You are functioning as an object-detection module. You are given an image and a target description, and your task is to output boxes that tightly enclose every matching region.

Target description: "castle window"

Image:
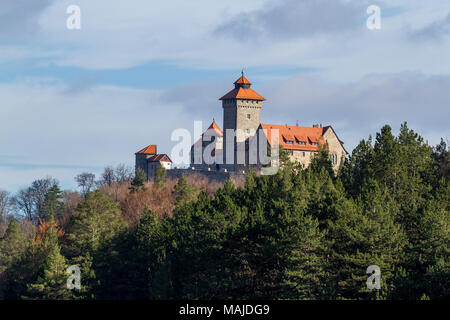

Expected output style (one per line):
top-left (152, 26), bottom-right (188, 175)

top-left (246, 128), bottom-right (250, 134)
top-left (302, 152), bottom-right (306, 157)
top-left (290, 151), bottom-right (294, 156)
top-left (247, 114), bottom-right (251, 119)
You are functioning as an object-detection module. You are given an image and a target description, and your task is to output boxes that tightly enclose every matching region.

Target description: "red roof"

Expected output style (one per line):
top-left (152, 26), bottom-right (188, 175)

top-left (192, 120), bottom-right (223, 148)
top-left (207, 120), bottom-right (223, 136)
top-left (260, 124), bottom-right (325, 151)
top-left (234, 75), bottom-right (251, 85)
top-left (148, 154), bottom-right (172, 163)
top-left (136, 144), bottom-right (157, 155)
top-left (219, 87), bottom-right (265, 101)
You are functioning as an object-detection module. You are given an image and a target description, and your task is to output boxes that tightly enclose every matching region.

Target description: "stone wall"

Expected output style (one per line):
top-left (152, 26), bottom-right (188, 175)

top-left (165, 168), bottom-right (246, 184)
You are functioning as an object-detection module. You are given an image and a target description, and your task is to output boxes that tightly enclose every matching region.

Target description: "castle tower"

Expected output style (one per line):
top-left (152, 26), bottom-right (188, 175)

top-left (219, 73), bottom-right (265, 168)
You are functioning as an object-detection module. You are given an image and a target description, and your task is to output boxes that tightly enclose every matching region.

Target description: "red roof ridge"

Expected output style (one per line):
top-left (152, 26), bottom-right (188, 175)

top-left (148, 154), bottom-right (172, 163)
top-left (219, 87), bottom-right (265, 101)
top-left (135, 144), bottom-right (157, 155)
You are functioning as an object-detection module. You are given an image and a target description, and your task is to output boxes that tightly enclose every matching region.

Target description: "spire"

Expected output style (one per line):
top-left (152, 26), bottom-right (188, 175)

top-left (234, 71), bottom-right (252, 89)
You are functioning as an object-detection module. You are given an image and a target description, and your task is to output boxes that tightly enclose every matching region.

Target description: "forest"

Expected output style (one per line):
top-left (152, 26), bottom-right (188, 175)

top-left (0, 122), bottom-right (448, 300)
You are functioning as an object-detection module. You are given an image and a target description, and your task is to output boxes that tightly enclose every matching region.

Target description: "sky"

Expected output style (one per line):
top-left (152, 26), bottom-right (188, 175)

top-left (1, 0), bottom-right (449, 193)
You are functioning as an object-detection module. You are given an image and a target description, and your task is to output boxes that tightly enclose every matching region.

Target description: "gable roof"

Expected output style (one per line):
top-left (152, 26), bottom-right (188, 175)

top-left (259, 124), bottom-right (325, 151)
top-left (207, 120), bottom-right (223, 136)
top-left (322, 125), bottom-right (348, 154)
top-left (148, 154), bottom-right (172, 163)
top-left (192, 120), bottom-right (223, 148)
top-left (135, 144), bottom-right (157, 155)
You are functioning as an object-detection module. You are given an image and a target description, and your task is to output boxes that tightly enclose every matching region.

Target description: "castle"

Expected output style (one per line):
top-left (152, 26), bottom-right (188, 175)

top-left (136, 73), bottom-right (347, 178)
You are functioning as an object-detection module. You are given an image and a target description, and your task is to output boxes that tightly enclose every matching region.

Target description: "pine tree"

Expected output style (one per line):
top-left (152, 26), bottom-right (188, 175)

top-left (154, 165), bottom-right (167, 189)
top-left (172, 175), bottom-right (197, 207)
top-left (42, 184), bottom-right (65, 221)
top-left (64, 191), bottom-right (125, 299)
top-left (0, 220), bottom-right (28, 274)
top-left (129, 168), bottom-right (147, 193)
top-left (24, 220), bottom-right (72, 300)
top-left (0, 219), bottom-right (29, 298)
top-left (325, 184), bottom-right (407, 300)
top-left (67, 190), bottom-right (125, 255)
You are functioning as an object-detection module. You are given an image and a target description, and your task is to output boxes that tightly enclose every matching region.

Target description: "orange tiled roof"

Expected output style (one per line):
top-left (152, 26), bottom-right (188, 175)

top-left (234, 75), bottom-right (252, 85)
top-left (207, 120), bottom-right (223, 136)
top-left (148, 154), bottom-right (172, 163)
top-left (260, 124), bottom-right (325, 151)
top-left (136, 144), bottom-right (157, 155)
top-left (191, 121), bottom-right (223, 148)
top-left (219, 87), bottom-right (265, 101)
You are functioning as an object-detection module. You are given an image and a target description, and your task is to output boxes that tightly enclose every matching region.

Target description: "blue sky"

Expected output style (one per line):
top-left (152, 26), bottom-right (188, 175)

top-left (1, 0), bottom-right (450, 193)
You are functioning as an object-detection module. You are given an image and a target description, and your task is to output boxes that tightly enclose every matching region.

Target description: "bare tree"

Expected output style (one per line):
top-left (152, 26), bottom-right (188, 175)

top-left (98, 166), bottom-right (115, 187)
top-left (0, 189), bottom-right (13, 221)
top-left (62, 190), bottom-right (82, 214)
top-left (115, 164), bottom-right (133, 183)
top-left (75, 172), bottom-right (96, 196)
top-left (13, 187), bottom-right (35, 221)
top-left (30, 177), bottom-right (58, 219)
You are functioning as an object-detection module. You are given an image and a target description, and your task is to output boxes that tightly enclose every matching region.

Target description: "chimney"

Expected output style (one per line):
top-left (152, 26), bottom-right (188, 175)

top-left (313, 124), bottom-right (319, 128)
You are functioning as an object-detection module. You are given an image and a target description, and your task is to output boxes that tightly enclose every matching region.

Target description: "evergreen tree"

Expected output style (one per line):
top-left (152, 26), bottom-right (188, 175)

top-left (42, 184), bottom-right (65, 221)
top-left (24, 221), bottom-right (71, 300)
top-left (154, 165), bottom-right (167, 189)
top-left (0, 220), bottom-right (28, 274)
top-left (0, 220), bottom-right (29, 298)
top-left (172, 175), bottom-right (197, 207)
top-left (129, 168), bottom-right (147, 193)
top-left (326, 185), bottom-right (407, 300)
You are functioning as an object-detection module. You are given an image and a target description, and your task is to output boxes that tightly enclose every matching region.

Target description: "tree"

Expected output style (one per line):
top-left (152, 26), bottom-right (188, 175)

top-left (66, 191), bottom-right (125, 255)
top-left (0, 219), bottom-right (28, 278)
top-left (172, 175), bottom-right (197, 207)
top-left (24, 221), bottom-right (71, 300)
top-left (325, 186), bottom-right (407, 300)
top-left (13, 177), bottom-right (58, 221)
top-left (64, 191), bottom-right (126, 299)
top-left (433, 138), bottom-right (449, 180)
top-left (154, 165), bottom-right (166, 189)
top-left (30, 177), bottom-right (59, 220)
top-left (308, 143), bottom-right (335, 179)
top-left (339, 137), bottom-right (375, 197)
top-left (42, 184), bottom-right (65, 221)
top-left (13, 187), bottom-right (35, 221)
top-left (98, 166), bottom-right (115, 187)
top-left (0, 190), bottom-right (13, 221)
top-left (129, 168), bottom-right (147, 193)
top-left (75, 172), bottom-right (96, 197)
top-left (115, 164), bottom-right (134, 183)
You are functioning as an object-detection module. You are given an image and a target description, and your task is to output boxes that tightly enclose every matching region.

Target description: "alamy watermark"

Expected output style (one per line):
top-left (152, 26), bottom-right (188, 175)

top-left (170, 121), bottom-right (280, 175)
top-left (366, 265), bottom-right (381, 290)
top-left (367, 5), bottom-right (381, 30)
top-left (66, 5), bottom-right (81, 30)
top-left (67, 265), bottom-right (81, 290)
